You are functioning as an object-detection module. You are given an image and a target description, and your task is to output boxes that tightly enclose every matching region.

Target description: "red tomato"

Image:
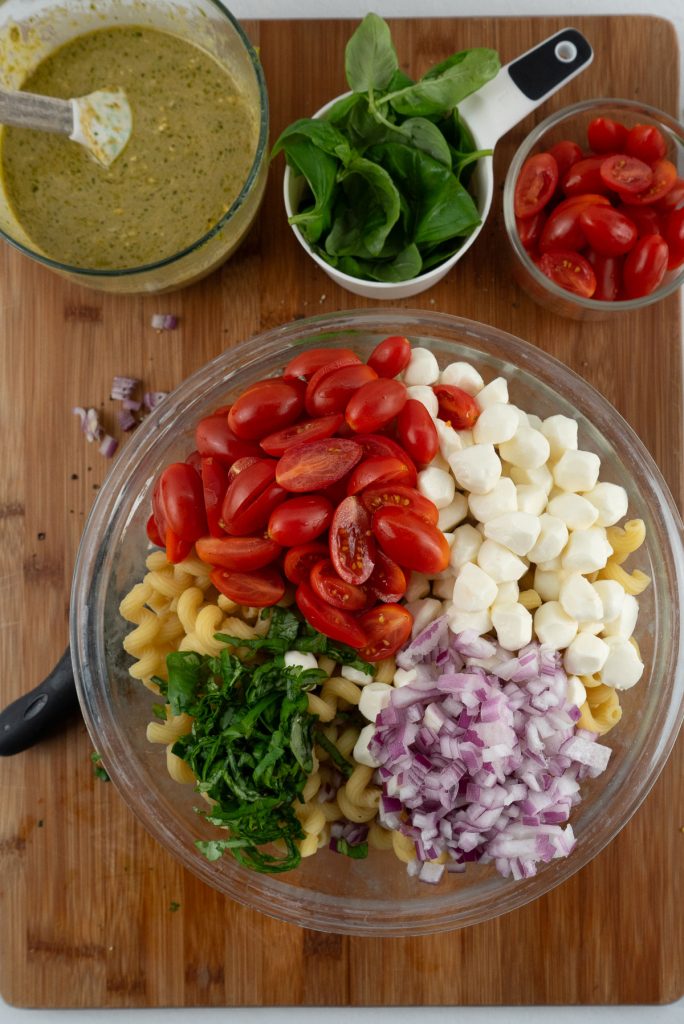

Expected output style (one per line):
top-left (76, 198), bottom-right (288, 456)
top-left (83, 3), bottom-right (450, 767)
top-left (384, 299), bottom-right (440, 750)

top-left (276, 437), bottom-right (363, 492)
top-left (577, 205), bottom-right (638, 257)
top-left (310, 559), bottom-right (368, 611)
top-left (165, 527), bottom-right (192, 565)
top-left (196, 535), bottom-right (281, 571)
top-left (587, 117), bottom-right (628, 154)
top-left (158, 463), bottom-right (207, 543)
top-left (514, 153), bottom-right (558, 218)
top-left (283, 542), bottom-right (329, 585)
top-left (295, 582), bottom-right (367, 648)
top-left (195, 414), bottom-right (261, 465)
top-left (201, 456), bottom-right (228, 537)
top-left (367, 550), bottom-right (408, 604)
top-left (538, 250), bottom-right (597, 298)
top-left (656, 178), bottom-right (684, 213)
top-left (664, 208), bottom-right (684, 269)
top-left (600, 154), bottom-right (653, 195)
top-left (625, 124), bottom-right (667, 164)
top-left (617, 203), bottom-right (662, 237)
top-left (548, 140), bottom-right (584, 179)
top-left (371, 507), bottom-right (449, 574)
top-left (357, 604), bottom-right (413, 662)
top-left (352, 434), bottom-right (418, 486)
top-left (586, 250), bottom-right (622, 302)
top-left (396, 399), bottom-right (439, 465)
top-left (146, 513), bottom-right (164, 547)
top-left (267, 494), bottom-right (333, 546)
top-left (516, 209), bottom-right (547, 253)
top-left (227, 379), bottom-right (305, 441)
top-left (211, 566), bottom-right (285, 608)
top-left (347, 456), bottom-right (414, 495)
top-left (283, 347), bottom-right (360, 381)
top-left (622, 234), bottom-right (669, 298)
top-left (329, 495), bottom-right (376, 585)
top-left (228, 455), bottom-right (261, 481)
top-left (304, 355), bottom-right (370, 415)
top-left (359, 484), bottom-right (439, 525)
top-left (259, 413), bottom-right (344, 456)
top-left (221, 459), bottom-right (284, 535)
top-left (306, 362), bottom-right (378, 417)
top-left (367, 335), bottom-right (412, 378)
top-left (432, 384), bottom-right (480, 429)
top-left (345, 378), bottom-right (407, 433)
top-left (185, 450), bottom-right (202, 475)
top-left (562, 157), bottom-right (611, 197)
top-left (538, 194), bottom-right (611, 253)
top-left (619, 159), bottom-right (677, 205)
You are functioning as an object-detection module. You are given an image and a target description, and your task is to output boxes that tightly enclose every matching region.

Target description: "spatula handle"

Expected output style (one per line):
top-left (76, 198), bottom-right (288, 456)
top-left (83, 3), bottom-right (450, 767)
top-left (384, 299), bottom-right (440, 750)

top-left (0, 88), bottom-right (73, 135)
top-left (0, 647), bottom-right (79, 755)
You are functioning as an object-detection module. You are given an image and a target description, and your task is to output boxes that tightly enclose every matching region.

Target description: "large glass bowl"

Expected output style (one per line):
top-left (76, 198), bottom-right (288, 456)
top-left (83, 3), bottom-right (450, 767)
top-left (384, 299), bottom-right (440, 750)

top-left (70, 309), bottom-right (684, 936)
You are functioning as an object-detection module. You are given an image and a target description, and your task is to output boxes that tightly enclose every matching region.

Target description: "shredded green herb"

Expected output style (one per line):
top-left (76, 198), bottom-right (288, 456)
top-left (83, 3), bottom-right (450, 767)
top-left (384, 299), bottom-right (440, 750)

top-left (91, 751), bottom-right (110, 782)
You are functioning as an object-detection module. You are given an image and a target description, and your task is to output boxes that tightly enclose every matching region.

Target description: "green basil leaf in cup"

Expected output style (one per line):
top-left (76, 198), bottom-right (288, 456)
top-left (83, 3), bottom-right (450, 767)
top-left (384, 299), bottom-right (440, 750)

top-left (271, 117), bottom-right (352, 164)
top-left (326, 156), bottom-right (401, 258)
top-left (337, 242), bottom-right (423, 282)
top-left (398, 117), bottom-right (452, 167)
top-left (323, 92), bottom-right (363, 127)
top-left (385, 48), bottom-right (500, 117)
top-left (345, 12), bottom-right (399, 93)
top-left (281, 137), bottom-right (338, 245)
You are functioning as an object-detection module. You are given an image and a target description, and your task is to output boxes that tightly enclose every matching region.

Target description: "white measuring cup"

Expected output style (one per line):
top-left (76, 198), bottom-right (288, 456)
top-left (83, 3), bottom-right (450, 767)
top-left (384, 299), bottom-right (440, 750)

top-left (283, 27), bottom-right (593, 299)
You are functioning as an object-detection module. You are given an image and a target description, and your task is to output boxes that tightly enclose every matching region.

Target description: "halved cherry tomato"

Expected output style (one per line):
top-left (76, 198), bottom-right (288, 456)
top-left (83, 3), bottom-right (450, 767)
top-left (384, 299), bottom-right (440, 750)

top-left (276, 437), bottom-right (363, 492)
top-left (538, 250), bottom-right (597, 298)
top-left (577, 205), bottom-right (638, 257)
top-left (562, 157), bottom-right (611, 197)
top-left (196, 535), bottom-right (281, 571)
top-left (622, 234), bottom-right (669, 298)
top-left (432, 384), bottom-right (480, 429)
top-left (283, 347), bottom-right (360, 381)
top-left (625, 123), bottom-right (667, 164)
top-left (367, 551), bottom-right (408, 604)
top-left (357, 604), bottom-right (413, 662)
top-left (310, 559), bottom-right (368, 611)
top-left (516, 209), bottom-right (547, 252)
top-left (185, 450), bottom-right (202, 475)
top-left (586, 250), bottom-right (622, 302)
top-left (195, 414), bottom-right (261, 465)
top-left (228, 455), bottom-right (261, 481)
top-left (548, 140), bottom-right (584, 179)
top-left (146, 513), bottom-right (164, 547)
top-left (656, 178), bottom-right (684, 213)
top-left (221, 459), bottom-right (282, 535)
top-left (158, 463), bottom-right (207, 543)
top-left (345, 378), bottom-right (407, 433)
top-left (211, 566), bottom-right (285, 608)
top-left (619, 159), bottom-right (677, 205)
top-left (267, 495), bottom-right (333, 546)
top-left (359, 484), bottom-right (439, 525)
top-left (201, 456), bottom-right (228, 537)
top-left (617, 203), bottom-right (663, 237)
top-left (306, 362), bottom-right (378, 417)
top-left (371, 507), bottom-right (449, 574)
top-left (295, 582), bottom-right (367, 648)
top-left (304, 355), bottom-right (370, 416)
top-left (347, 456), bottom-right (414, 495)
top-left (283, 542), bottom-right (329, 585)
top-left (539, 194), bottom-right (611, 253)
top-left (600, 154), bottom-right (653, 195)
top-left (352, 435), bottom-right (418, 486)
top-left (165, 527), bottom-right (192, 565)
top-left (514, 153), bottom-right (558, 218)
top-left (664, 208), bottom-right (684, 269)
top-left (330, 495), bottom-right (376, 585)
top-left (227, 379), bottom-right (305, 441)
top-left (259, 413), bottom-right (344, 456)
top-left (396, 399), bottom-right (439, 465)
top-left (587, 117), bottom-right (628, 154)
top-left (367, 335), bottom-right (411, 378)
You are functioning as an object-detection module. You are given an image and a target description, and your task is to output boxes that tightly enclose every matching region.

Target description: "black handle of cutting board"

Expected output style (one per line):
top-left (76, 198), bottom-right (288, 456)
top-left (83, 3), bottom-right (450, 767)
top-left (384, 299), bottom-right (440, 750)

top-left (508, 28), bottom-right (593, 101)
top-left (0, 647), bottom-right (79, 755)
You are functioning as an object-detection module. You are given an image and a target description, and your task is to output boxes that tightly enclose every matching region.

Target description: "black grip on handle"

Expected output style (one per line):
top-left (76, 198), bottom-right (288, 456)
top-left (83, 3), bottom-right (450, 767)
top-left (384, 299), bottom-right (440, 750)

top-left (0, 647), bottom-right (79, 755)
top-left (508, 29), bottom-right (593, 102)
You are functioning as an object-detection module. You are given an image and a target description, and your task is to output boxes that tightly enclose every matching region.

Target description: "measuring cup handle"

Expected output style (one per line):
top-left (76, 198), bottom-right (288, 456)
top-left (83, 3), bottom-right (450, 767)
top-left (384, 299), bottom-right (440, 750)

top-left (459, 28), bottom-right (593, 148)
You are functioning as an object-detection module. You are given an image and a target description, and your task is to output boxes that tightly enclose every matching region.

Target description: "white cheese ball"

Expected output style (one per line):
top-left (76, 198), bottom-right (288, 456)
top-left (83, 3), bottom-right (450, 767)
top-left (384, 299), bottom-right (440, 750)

top-left (534, 601), bottom-right (578, 649)
top-left (527, 513), bottom-right (569, 563)
top-left (452, 562), bottom-right (498, 612)
top-left (593, 579), bottom-right (625, 623)
top-left (601, 636), bottom-right (644, 689)
top-left (559, 573), bottom-right (604, 623)
top-left (341, 664), bottom-right (374, 685)
top-left (406, 384), bottom-right (439, 418)
top-left (477, 539), bottom-right (528, 582)
top-left (437, 494), bottom-right (469, 532)
top-left (439, 361), bottom-right (484, 395)
top-left (433, 573), bottom-right (458, 599)
top-left (403, 346), bottom-right (440, 386)
top-left (472, 403), bottom-right (519, 445)
top-left (493, 580), bottom-right (520, 604)
top-left (468, 477), bottom-right (517, 524)
top-left (601, 593), bottom-right (639, 639)
top-left (509, 463), bottom-right (554, 494)
top-left (533, 567), bottom-right (565, 602)
top-left (394, 667), bottom-right (418, 688)
top-left (353, 723), bottom-right (383, 768)
top-left (406, 597), bottom-right (443, 637)
top-left (547, 493), bottom-right (599, 531)
top-left (417, 466), bottom-right (455, 509)
top-left (483, 511), bottom-right (541, 557)
top-left (458, 429), bottom-right (474, 448)
top-left (448, 444), bottom-right (501, 495)
top-left (566, 675), bottom-right (587, 708)
top-left (447, 606), bottom-right (492, 637)
top-left (358, 682), bottom-right (393, 723)
top-left (499, 427), bottom-right (551, 470)
top-left (561, 527), bottom-right (612, 574)
top-left (435, 418), bottom-right (462, 459)
top-left (491, 602), bottom-right (533, 651)
top-left (553, 449), bottom-right (601, 492)
top-left (476, 376), bottom-right (509, 410)
top-left (563, 633), bottom-right (609, 675)
top-left (515, 484), bottom-right (548, 516)
top-left (583, 482), bottom-right (629, 527)
top-left (541, 414), bottom-right (579, 461)
top-left (404, 572), bottom-right (430, 602)
top-left (284, 650), bottom-right (319, 671)
top-left (449, 524), bottom-right (483, 570)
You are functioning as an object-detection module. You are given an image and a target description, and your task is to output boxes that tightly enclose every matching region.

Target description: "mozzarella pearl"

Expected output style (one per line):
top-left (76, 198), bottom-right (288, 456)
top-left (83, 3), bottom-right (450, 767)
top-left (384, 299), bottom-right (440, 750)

top-left (452, 562), bottom-right (498, 611)
top-left (527, 513), bottom-right (569, 563)
top-left (449, 524), bottom-right (483, 570)
top-left (483, 511), bottom-right (541, 557)
top-left (403, 347), bottom-right (439, 386)
top-left (439, 361), bottom-right (484, 394)
top-left (499, 426), bottom-right (551, 470)
top-left (509, 463), bottom-right (554, 494)
top-left (601, 637), bottom-right (644, 689)
top-left (284, 650), bottom-right (319, 671)
top-left (541, 414), bottom-right (579, 460)
top-left (534, 601), bottom-right (578, 649)
top-left (358, 683), bottom-right (393, 722)
top-left (592, 579), bottom-right (625, 623)
top-left (447, 606), bottom-right (492, 636)
top-left (583, 481), bottom-right (629, 527)
top-left (448, 444), bottom-right (501, 495)
top-left (405, 572), bottom-right (430, 602)
top-left (477, 539), bottom-right (528, 582)
top-left (394, 667), bottom-right (418, 688)
top-left (566, 675), bottom-right (587, 708)
top-left (561, 527), bottom-right (612, 574)
top-left (493, 580), bottom-right (520, 604)
top-left (468, 477), bottom-right (517, 524)
top-left (406, 598), bottom-right (443, 637)
top-left (491, 602), bottom-right (533, 650)
top-left (553, 449), bottom-right (601, 492)
top-left (341, 664), bottom-right (374, 685)
top-left (417, 466), bottom-right (455, 509)
top-left (563, 633), bottom-right (609, 675)
top-left (406, 384), bottom-right (439, 417)
top-left (472, 403), bottom-right (519, 445)
top-left (435, 418), bottom-right (463, 459)
top-left (475, 376), bottom-right (509, 410)
top-left (353, 724), bottom-right (383, 768)
top-left (601, 593), bottom-right (639, 639)
top-left (559, 573), bottom-right (604, 623)
top-left (547, 492), bottom-right (599, 530)
top-left (515, 484), bottom-right (548, 516)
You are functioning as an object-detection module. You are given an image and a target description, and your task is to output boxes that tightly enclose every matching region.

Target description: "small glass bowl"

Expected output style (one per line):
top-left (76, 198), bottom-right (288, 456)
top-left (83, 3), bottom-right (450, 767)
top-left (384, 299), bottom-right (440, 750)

top-left (503, 99), bottom-right (684, 320)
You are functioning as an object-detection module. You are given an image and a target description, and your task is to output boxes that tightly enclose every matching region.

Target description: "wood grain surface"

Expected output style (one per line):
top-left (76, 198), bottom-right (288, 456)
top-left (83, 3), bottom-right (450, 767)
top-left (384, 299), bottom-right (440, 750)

top-left (0, 15), bottom-right (682, 1008)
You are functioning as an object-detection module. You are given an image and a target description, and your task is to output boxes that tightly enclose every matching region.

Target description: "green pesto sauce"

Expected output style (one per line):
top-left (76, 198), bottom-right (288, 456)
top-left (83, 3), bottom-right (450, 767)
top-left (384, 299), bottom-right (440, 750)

top-left (0, 26), bottom-right (259, 269)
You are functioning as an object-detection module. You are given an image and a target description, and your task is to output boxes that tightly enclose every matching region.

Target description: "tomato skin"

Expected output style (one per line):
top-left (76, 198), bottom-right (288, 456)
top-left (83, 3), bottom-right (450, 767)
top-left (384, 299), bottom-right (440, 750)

top-left (185, 450), bottom-right (202, 475)
top-left (516, 209), bottom-right (546, 253)
top-left (664, 208), bottom-right (684, 269)
top-left (211, 566), bottom-right (285, 608)
top-left (586, 250), bottom-right (622, 302)
top-left (276, 437), bottom-right (363, 492)
top-left (306, 362), bottom-right (378, 417)
top-left (587, 117), bottom-right (628, 154)
top-left (228, 455), bottom-right (261, 481)
top-left (196, 535), bottom-right (282, 571)
top-left (359, 484), bottom-right (439, 525)
top-left (165, 527), bottom-right (193, 565)
top-left (283, 542), bottom-right (329, 585)
top-left (600, 154), bottom-right (653, 195)
top-left (227, 379), bottom-right (305, 441)
top-left (201, 456), bottom-right (228, 537)
top-left (267, 494), bottom-right (333, 546)
top-left (158, 463), bottom-right (207, 543)
top-left (625, 123), bottom-right (667, 164)
top-left (304, 356), bottom-right (370, 416)
top-left (367, 335), bottom-right (412, 378)
top-left (357, 604), bottom-right (413, 662)
top-left (347, 455), bottom-right (414, 495)
top-left (622, 234), bottom-right (669, 298)
top-left (562, 157), bottom-right (611, 197)
top-left (195, 414), bottom-right (262, 465)
top-left (656, 178), bottom-right (684, 214)
top-left (371, 507), bottom-right (450, 574)
top-left (330, 495), bottom-right (376, 585)
top-left (548, 140), bottom-right (584, 179)
top-left (538, 250), bottom-right (597, 298)
top-left (352, 434), bottom-right (418, 486)
top-left (259, 413), bottom-right (344, 456)
top-left (617, 203), bottom-right (662, 237)
top-left (146, 513), bottom-right (164, 547)
top-left (345, 378), bottom-right (407, 433)
top-left (295, 582), bottom-right (367, 648)
top-left (619, 159), bottom-right (677, 206)
top-left (432, 384), bottom-right (480, 429)
top-left (367, 550), bottom-right (408, 604)
top-left (310, 559), bottom-right (368, 611)
top-left (283, 347), bottom-right (360, 381)
top-left (538, 194), bottom-right (610, 254)
top-left (396, 399), bottom-right (439, 465)
top-left (514, 153), bottom-right (558, 218)
top-left (220, 459), bottom-right (279, 535)
top-left (577, 205), bottom-right (638, 257)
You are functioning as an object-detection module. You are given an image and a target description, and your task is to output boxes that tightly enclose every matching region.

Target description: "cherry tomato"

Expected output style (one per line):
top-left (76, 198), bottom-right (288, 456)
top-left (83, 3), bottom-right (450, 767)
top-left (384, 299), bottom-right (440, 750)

top-left (619, 159), bottom-right (677, 205)
top-left (330, 495), bottom-right (376, 585)
top-left (625, 123), bottom-right (667, 164)
top-left (185, 450), bottom-right (202, 475)
top-left (227, 379), bottom-right (305, 441)
top-left (201, 456), bottom-right (228, 537)
top-left (310, 559), bottom-right (368, 611)
top-left (276, 437), bottom-right (363, 492)
top-left (396, 399), bottom-right (439, 465)
top-left (617, 203), bottom-right (662, 237)
top-left (600, 155), bottom-right (653, 195)
top-left (432, 384), bottom-right (480, 429)
top-left (151, 476), bottom-right (168, 539)
top-left (306, 362), bottom-right (378, 417)
top-left (195, 414), bottom-right (261, 465)
top-left (345, 378), bottom-right (407, 433)
top-left (228, 455), bottom-right (261, 481)
top-left (146, 513), bottom-right (164, 547)
top-left (587, 117), bottom-right (628, 154)
top-left (367, 335), bottom-right (412, 378)
top-left (283, 347), bottom-right (360, 381)
top-left (622, 234), bottom-right (669, 298)
top-left (586, 250), bottom-right (622, 302)
top-left (516, 209), bottom-right (547, 253)
top-left (577, 205), bottom-right (638, 257)
top-left (359, 484), bottom-right (439, 525)
top-left (539, 194), bottom-right (611, 253)
top-left (352, 434), bottom-right (418, 486)
top-left (514, 153), bottom-right (558, 218)
top-left (196, 535), bottom-right (281, 571)
top-left (664, 208), bottom-right (684, 269)
top-left (283, 542), bottom-right (329, 585)
top-left (295, 582), bottom-right (367, 648)
top-left (538, 250), bottom-right (597, 298)
top-left (165, 527), bottom-right (192, 565)
top-left (221, 459), bottom-right (283, 535)
top-left (656, 178), bottom-right (684, 213)
top-left (357, 604), bottom-right (413, 662)
top-left (562, 157), bottom-right (611, 197)
top-left (367, 550), bottom-right (408, 603)
top-left (259, 413), bottom-right (344, 456)
top-left (347, 456), bottom-right (414, 496)
top-left (548, 140), bottom-right (584, 179)
top-left (304, 355), bottom-right (370, 416)
top-left (267, 494), bottom-right (333, 546)
top-left (211, 566), bottom-right (285, 608)
top-left (158, 463), bottom-right (207, 543)
top-left (371, 507), bottom-right (449, 574)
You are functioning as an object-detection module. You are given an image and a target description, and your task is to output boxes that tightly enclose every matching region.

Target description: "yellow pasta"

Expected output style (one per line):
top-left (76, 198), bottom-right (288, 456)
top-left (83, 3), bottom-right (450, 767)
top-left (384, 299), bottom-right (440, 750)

top-left (519, 589), bottom-right (542, 611)
top-left (373, 657), bottom-right (396, 683)
top-left (344, 764), bottom-right (381, 810)
top-left (392, 830), bottom-right (417, 863)
top-left (146, 708), bottom-right (193, 745)
top-left (166, 743), bottom-right (197, 785)
top-left (598, 560), bottom-right (651, 596)
top-left (606, 519), bottom-right (646, 564)
top-left (368, 822), bottom-right (395, 850)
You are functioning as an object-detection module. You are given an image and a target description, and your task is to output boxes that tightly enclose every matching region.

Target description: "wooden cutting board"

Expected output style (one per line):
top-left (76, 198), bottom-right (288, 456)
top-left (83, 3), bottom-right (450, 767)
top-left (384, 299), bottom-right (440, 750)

top-left (0, 15), bottom-right (682, 1008)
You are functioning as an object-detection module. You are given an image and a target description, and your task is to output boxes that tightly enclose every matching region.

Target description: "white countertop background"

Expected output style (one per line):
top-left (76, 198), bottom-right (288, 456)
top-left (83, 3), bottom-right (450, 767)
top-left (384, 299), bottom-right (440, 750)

top-left (2, 1), bottom-right (682, 1020)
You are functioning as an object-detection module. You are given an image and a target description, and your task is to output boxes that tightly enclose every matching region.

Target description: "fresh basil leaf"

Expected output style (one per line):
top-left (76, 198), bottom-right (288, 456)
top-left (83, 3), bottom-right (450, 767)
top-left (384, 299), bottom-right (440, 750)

top-left (386, 48), bottom-right (500, 117)
top-left (166, 650), bottom-right (205, 715)
top-left (327, 157), bottom-right (400, 258)
top-left (415, 179), bottom-right (481, 245)
top-left (323, 92), bottom-right (363, 127)
top-left (272, 117), bottom-right (352, 164)
top-left (282, 137), bottom-right (338, 245)
top-left (334, 838), bottom-right (369, 859)
top-left (346, 94), bottom-right (402, 151)
top-left (345, 12), bottom-right (398, 93)
top-left (338, 243), bottom-right (423, 283)
top-left (422, 48), bottom-right (470, 81)
top-left (399, 117), bottom-right (452, 167)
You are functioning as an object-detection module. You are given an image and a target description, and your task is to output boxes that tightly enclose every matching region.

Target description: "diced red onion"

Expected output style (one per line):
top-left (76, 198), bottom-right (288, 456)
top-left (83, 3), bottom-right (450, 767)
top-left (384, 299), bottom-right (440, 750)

top-left (122, 398), bottom-right (142, 412)
top-left (118, 409), bottom-right (138, 432)
top-left (73, 406), bottom-right (102, 443)
top-left (151, 313), bottom-right (178, 331)
top-left (111, 375), bottom-right (140, 401)
top-left (144, 391), bottom-right (169, 411)
top-left (98, 434), bottom-right (119, 458)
